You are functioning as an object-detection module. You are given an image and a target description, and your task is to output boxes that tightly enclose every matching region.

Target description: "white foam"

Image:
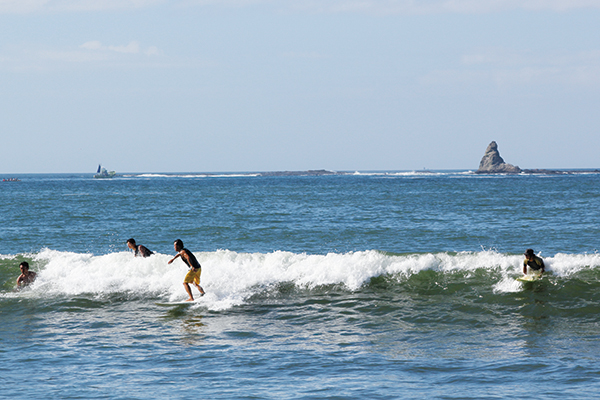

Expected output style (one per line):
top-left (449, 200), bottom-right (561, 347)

top-left (546, 252), bottom-right (600, 275)
top-left (493, 276), bottom-right (523, 293)
top-left (12, 249), bottom-right (600, 310)
top-left (32, 249), bottom-right (183, 297)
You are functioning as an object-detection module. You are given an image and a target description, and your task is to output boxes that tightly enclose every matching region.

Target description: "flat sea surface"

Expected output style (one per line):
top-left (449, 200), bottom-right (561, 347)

top-left (1, 171), bottom-right (600, 399)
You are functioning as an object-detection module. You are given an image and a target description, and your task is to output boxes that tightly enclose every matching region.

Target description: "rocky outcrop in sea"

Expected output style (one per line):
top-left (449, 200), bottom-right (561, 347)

top-left (475, 141), bottom-right (599, 174)
top-left (476, 141), bottom-right (521, 174)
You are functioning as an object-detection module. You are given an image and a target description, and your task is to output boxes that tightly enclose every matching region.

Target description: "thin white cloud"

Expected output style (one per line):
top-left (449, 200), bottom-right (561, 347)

top-left (79, 40), bottom-right (161, 56)
top-left (3, 0), bottom-right (600, 14)
top-left (422, 48), bottom-right (600, 87)
top-left (39, 49), bottom-right (111, 63)
top-left (145, 46), bottom-right (161, 56)
top-left (0, 47), bottom-right (109, 72)
top-left (80, 41), bottom-right (104, 51)
top-left (181, 0), bottom-right (600, 14)
top-left (0, 0), bottom-right (164, 14)
top-left (109, 42), bottom-right (140, 54)
top-left (0, 41), bottom-right (163, 72)
top-left (461, 48), bottom-right (600, 69)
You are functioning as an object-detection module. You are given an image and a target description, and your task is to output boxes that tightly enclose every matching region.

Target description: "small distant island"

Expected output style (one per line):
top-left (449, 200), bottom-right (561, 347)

top-left (476, 141), bottom-right (599, 174)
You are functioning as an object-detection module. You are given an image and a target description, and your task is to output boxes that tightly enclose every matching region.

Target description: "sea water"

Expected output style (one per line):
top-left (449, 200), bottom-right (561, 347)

top-left (1, 171), bottom-right (599, 399)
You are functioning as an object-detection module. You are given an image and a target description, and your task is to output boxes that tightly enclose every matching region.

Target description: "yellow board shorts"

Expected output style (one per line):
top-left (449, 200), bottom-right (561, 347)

top-left (183, 268), bottom-right (201, 285)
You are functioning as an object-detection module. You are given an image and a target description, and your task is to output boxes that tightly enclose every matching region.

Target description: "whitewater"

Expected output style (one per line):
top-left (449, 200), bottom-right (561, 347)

top-left (4, 249), bottom-right (600, 308)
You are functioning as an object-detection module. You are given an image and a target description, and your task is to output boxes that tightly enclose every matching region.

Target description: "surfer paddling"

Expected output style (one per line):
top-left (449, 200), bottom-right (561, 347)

top-left (168, 239), bottom-right (205, 301)
top-left (126, 238), bottom-right (154, 258)
top-left (16, 261), bottom-right (37, 289)
top-left (523, 248), bottom-right (545, 276)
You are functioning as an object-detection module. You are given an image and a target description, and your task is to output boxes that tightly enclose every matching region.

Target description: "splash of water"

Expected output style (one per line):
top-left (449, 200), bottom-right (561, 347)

top-left (2, 249), bottom-right (599, 310)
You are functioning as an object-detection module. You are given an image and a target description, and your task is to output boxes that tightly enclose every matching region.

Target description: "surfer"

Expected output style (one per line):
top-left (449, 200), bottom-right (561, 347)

top-left (523, 249), bottom-right (545, 275)
top-left (168, 239), bottom-right (205, 301)
top-left (126, 238), bottom-right (154, 257)
top-left (16, 261), bottom-right (37, 289)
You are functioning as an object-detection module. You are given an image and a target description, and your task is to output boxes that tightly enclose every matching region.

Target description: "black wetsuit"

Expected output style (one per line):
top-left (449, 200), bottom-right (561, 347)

top-left (135, 245), bottom-right (154, 258)
top-left (524, 255), bottom-right (545, 271)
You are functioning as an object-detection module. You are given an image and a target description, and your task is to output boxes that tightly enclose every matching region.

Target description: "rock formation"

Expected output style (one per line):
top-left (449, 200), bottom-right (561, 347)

top-left (476, 141), bottom-right (521, 174)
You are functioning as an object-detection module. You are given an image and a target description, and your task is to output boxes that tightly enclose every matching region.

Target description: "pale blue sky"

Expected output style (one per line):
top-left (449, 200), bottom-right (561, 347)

top-left (1, 0), bottom-right (599, 173)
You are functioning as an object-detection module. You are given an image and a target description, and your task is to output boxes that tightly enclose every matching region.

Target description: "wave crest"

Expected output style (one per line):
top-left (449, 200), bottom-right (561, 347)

top-left (3, 249), bottom-right (599, 310)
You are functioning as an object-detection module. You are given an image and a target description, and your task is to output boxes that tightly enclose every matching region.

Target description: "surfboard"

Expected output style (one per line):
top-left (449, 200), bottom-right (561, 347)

top-left (155, 300), bottom-right (200, 307)
top-left (516, 274), bottom-right (541, 283)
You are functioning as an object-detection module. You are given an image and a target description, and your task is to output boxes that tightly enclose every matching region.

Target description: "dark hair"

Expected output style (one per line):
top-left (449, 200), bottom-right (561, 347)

top-left (127, 238), bottom-right (136, 245)
top-left (174, 239), bottom-right (183, 248)
top-left (524, 249), bottom-right (534, 256)
top-left (19, 261), bottom-right (30, 269)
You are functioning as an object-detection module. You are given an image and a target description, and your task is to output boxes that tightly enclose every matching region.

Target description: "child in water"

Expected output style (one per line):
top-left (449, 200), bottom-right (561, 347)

top-left (16, 261), bottom-right (36, 289)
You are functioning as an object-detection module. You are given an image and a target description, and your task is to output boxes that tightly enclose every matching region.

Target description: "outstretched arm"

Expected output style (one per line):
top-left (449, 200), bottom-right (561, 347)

top-left (168, 253), bottom-right (181, 265)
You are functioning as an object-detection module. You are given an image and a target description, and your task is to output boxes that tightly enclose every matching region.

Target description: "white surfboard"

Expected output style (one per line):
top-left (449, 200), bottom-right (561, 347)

top-left (516, 274), bottom-right (541, 283)
top-left (155, 300), bottom-right (200, 306)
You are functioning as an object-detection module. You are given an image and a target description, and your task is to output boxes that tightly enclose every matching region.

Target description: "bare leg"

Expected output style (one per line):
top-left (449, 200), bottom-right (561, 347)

top-left (183, 283), bottom-right (194, 301)
top-left (194, 283), bottom-right (205, 296)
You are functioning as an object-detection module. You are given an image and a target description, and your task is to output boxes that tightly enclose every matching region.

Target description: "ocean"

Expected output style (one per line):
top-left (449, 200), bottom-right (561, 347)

top-left (1, 171), bottom-right (599, 399)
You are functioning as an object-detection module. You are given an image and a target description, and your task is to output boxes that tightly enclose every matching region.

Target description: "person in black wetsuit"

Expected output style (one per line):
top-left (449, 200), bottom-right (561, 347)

top-left (168, 239), bottom-right (205, 301)
top-left (126, 238), bottom-right (154, 258)
top-left (523, 248), bottom-right (545, 275)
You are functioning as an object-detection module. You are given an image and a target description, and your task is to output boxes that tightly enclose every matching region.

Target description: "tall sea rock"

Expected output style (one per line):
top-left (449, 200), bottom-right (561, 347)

top-left (476, 141), bottom-right (521, 174)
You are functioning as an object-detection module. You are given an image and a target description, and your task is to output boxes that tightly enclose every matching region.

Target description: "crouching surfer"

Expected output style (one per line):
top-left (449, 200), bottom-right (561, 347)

top-left (523, 248), bottom-right (545, 276)
top-left (126, 238), bottom-right (154, 258)
top-left (16, 261), bottom-right (37, 289)
top-left (168, 239), bottom-right (205, 301)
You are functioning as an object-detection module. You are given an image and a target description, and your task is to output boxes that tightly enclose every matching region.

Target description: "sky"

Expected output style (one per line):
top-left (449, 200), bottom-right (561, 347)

top-left (1, 0), bottom-right (599, 173)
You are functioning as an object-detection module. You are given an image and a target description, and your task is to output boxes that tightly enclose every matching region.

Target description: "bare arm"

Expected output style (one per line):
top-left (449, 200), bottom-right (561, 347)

top-left (16, 272), bottom-right (36, 287)
top-left (168, 252), bottom-right (181, 265)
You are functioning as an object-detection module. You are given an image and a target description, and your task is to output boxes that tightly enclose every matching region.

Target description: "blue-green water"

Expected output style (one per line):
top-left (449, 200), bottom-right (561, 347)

top-left (1, 171), bottom-right (600, 399)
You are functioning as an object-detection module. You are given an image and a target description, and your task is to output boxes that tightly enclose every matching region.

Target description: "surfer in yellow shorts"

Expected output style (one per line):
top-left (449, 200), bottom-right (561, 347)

top-left (523, 248), bottom-right (545, 276)
top-left (168, 239), bottom-right (205, 301)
